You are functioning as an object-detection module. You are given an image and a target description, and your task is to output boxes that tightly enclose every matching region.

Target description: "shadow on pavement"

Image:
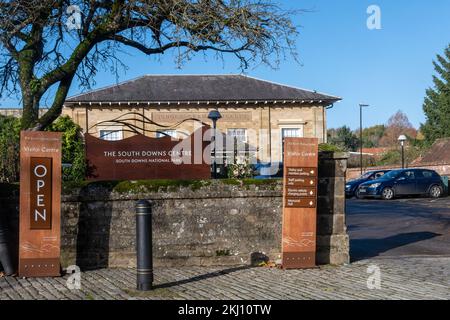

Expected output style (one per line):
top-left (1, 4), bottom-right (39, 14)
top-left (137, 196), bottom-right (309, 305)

top-left (350, 231), bottom-right (441, 262)
top-left (153, 265), bottom-right (252, 289)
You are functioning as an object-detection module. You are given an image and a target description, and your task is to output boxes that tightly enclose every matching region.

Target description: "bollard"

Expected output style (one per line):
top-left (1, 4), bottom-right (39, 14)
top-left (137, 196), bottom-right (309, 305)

top-left (135, 200), bottom-right (153, 291)
top-left (0, 216), bottom-right (14, 276)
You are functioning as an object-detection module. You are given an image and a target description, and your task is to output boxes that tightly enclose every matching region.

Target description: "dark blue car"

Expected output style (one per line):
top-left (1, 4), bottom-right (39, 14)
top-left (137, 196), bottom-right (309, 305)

top-left (345, 170), bottom-right (390, 198)
top-left (357, 168), bottom-right (445, 200)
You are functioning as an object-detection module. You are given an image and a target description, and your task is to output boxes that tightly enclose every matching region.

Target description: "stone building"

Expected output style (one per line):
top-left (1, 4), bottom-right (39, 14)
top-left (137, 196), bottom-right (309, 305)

top-left (64, 75), bottom-right (340, 163)
top-left (0, 108), bottom-right (49, 118)
top-left (1, 75), bottom-right (341, 163)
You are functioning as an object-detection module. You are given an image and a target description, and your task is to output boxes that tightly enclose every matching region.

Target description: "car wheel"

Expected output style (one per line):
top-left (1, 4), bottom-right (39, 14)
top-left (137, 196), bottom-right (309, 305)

top-left (355, 190), bottom-right (363, 199)
top-left (381, 187), bottom-right (394, 200)
top-left (429, 185), bottom-right (443, 199)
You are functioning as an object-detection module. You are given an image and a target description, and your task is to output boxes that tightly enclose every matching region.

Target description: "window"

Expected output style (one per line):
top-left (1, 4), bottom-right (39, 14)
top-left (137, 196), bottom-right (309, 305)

top-left (99, 130), bottom-right (123, 141)
top-left (281, 128), bottom-right (301, 139)
top-left (156, 130), bottom-right (177, 138)
top-left (281, 128), bottom-right (302, 158)
top-left (419, 170), bottom-right (433, 178)
top-left (401, 171), bottom-right (415, 180)
top-left (227, 128), bottom-right (247, 143)
top-left (373, 172), bottom-right (386, 179)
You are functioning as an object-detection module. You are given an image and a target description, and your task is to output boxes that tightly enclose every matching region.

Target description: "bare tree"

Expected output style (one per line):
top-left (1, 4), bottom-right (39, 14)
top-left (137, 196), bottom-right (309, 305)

top-left (0, 0), bottom-right (299, 130)
top-left (379, 110), bottom-right (417, 147)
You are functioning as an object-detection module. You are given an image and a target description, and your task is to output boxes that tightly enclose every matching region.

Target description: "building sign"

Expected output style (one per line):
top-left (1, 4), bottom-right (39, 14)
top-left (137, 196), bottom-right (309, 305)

top-left (19, 131), bottom-right (62, 277)
top-left (85, 127), bottom-right (211, 181)
top-left (282, 138), bottom-right (318, 269)
top-left (152, 112), bottom-right (252, 123)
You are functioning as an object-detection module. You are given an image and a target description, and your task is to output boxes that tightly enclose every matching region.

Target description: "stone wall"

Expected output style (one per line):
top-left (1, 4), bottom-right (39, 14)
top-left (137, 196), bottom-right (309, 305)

top-left (0, 152), bottom-right (349, 270)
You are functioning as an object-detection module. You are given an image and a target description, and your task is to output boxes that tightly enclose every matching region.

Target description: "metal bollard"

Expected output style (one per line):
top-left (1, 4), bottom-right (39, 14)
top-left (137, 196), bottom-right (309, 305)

top-left (135, 200), bottom-right (153, 291)
top-left (0, 216), bottom-right (14, 276)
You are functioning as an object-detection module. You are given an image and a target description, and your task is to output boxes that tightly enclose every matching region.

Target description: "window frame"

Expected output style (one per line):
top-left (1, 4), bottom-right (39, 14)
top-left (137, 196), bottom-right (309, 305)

top-left (156, 130), bottom-right (178, 139)
top-left (227, 128), bottom-right (248, 143)
top-left (99, 129), bottom-right (123, 141)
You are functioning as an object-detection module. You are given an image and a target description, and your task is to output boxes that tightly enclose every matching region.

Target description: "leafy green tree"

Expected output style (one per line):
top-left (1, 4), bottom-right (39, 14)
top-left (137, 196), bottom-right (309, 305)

top-left (421, 44), bottom-right (450, 145)
top-left (376, 147), bottom-right (423, 167)
top-left (0, 115), bottom-right (21, 182)
top-left (361, 125), bottom-right (385, 148)
top-left (328, 126), bottom-right (359, 151)
top-left (47, 116), bottom-right (86, 182)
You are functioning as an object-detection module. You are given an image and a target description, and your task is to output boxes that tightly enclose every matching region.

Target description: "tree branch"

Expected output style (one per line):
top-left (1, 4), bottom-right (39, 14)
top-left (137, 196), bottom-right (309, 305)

top-left (0, 0), bottom-right (299, 130)
top-left (107, 34), bottom-right (251, 55)
top-left (34, 75), bottom-right (74, 130)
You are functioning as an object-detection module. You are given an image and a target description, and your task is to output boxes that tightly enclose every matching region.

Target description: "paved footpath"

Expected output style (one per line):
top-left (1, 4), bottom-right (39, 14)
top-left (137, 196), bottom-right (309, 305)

top-left (1, 256), bottom-right (449, 300)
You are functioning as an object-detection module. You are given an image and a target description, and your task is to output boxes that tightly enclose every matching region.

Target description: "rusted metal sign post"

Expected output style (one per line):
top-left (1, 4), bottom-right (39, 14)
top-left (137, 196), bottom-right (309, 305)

top-left (19, 131), bottom-right (62, 277)
top-left (282, 138), bottom-right (318, 269)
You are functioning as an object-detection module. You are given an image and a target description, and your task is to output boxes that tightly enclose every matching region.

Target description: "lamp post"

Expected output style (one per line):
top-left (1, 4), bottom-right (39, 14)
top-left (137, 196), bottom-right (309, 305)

top-left (208, 109), bottom-right (222, 179)
top-left (359, 104), bottom-right (369, 176)
top-left (398, 135), bottom-right (407, 169)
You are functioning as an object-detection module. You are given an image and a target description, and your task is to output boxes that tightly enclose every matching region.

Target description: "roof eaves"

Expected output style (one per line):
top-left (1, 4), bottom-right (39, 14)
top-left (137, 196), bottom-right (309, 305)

top-left (64, 98), bottom-right (339, 107)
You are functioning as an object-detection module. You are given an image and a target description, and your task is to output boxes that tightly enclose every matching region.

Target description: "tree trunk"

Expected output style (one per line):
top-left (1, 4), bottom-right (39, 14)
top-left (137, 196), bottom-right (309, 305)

top-left (21, 97), bottom-right (40, 130)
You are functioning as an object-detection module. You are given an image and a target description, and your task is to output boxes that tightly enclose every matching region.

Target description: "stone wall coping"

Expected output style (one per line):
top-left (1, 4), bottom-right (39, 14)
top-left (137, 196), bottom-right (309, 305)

top-left (319, 151), bottom-right (350, 160)
top-left (1, 176), bottom-right (345, 203)
top-left (0, 180), bottom-right (285, 202)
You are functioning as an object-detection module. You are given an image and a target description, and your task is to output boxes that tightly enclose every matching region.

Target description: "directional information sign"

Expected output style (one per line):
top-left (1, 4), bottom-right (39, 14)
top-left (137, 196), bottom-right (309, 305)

top-left (282, 138), bottom-right (318, 269)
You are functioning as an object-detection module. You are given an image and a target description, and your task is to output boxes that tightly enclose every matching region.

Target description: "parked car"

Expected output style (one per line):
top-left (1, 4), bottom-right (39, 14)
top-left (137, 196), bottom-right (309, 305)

top-left (357, 168), bottom-right (445, 200)
top-left (253, 162), bottom-right (283, 179)
top-left (346, 170), bottom-right (390, 198)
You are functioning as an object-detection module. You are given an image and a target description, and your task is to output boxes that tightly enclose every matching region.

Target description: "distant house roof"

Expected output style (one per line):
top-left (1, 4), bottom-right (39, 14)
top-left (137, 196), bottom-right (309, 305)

top-left (65, 74), bottom-right (341, 106)
top-left (412, 138), bottom-right (450, 165)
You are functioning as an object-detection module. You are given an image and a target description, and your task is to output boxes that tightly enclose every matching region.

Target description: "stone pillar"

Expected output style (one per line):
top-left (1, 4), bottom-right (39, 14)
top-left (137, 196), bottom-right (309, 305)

top-left (316, 151), bottom-right (350, 265)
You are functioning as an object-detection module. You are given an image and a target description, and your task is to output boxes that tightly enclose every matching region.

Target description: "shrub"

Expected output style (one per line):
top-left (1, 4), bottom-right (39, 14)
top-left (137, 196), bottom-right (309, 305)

top-left (319, 143), bottom-right (344, 152)
top-left (0, 115), bottom-right (21, 182)
top-left (375, 146), bottom-right (424, 167)
top-left (0, 115), bottom-right (86, 182)
top-left (226, 158), bottom-right (254, 179)
top-left (47, 116), bottom-right (86, 182)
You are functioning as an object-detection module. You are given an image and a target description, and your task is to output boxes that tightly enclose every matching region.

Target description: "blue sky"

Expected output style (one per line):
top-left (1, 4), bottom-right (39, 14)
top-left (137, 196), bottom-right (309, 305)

top-left (1, 0), bottom-right (449, 130)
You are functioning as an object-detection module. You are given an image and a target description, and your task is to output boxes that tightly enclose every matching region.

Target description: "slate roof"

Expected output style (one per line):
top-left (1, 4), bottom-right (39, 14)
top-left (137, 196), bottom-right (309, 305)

top-left (66, 75), bottom-right (341, 105)
top-left (412, 138), bottom-right (450, 165)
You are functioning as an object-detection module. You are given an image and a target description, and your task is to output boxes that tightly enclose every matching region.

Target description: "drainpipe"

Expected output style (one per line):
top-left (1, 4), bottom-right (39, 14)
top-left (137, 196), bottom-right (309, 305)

top-left (324, 104), bottom-right (335, 143)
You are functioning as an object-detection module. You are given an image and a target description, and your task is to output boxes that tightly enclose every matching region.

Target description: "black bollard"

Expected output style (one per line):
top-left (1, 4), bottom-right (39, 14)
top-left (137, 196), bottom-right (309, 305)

top-left (135, 200), bottom-right (153, 291)
top-left (0, 217), bottom-right (14, 276)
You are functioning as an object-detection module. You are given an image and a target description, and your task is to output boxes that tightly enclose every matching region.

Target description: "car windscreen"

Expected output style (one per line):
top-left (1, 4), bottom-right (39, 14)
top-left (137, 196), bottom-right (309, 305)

top-left (360, 172), bottom-right (373, 179)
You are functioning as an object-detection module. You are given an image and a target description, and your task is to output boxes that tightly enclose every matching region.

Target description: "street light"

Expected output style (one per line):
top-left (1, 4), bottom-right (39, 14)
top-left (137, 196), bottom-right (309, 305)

top-left (208, 109), bottom-right (222, 179)
top-left (359, 103), bottom-right (370, 176)
top-left (398, 135), bottom-right (407, 169)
